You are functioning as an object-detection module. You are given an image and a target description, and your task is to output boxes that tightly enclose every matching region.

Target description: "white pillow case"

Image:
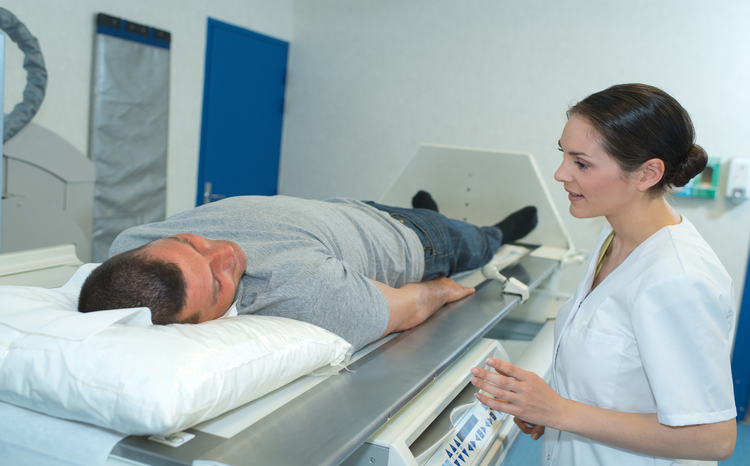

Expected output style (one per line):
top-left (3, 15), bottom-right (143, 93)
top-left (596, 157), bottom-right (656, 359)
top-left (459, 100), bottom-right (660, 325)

top-left (0, 264), bottom-right (352, 435)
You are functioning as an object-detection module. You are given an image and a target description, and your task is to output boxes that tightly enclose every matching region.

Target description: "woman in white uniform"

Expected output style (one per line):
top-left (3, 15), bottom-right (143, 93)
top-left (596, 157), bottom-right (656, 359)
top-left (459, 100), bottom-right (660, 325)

top-left (470, 83), bottom-right (737, 465)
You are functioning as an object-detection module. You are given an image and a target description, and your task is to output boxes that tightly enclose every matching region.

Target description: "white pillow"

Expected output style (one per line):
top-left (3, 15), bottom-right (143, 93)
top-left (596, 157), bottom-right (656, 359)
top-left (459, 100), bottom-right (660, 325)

top-left (0, 264), bottom-right (352, 435)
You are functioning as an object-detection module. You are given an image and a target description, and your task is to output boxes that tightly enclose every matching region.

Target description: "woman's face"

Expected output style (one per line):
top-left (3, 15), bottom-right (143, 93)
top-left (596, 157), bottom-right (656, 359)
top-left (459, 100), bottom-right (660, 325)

top-left (554, 115), bottom-right (640, 219)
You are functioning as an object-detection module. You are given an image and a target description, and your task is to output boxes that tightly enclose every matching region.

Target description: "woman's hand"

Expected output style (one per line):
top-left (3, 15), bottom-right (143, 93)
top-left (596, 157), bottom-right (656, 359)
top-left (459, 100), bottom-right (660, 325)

top-left (471, 358), bottom-right (736, 460)
top-left (514, 417), bottom-right (545, 440)
top-left (471, 357), bottom-right (568, 433)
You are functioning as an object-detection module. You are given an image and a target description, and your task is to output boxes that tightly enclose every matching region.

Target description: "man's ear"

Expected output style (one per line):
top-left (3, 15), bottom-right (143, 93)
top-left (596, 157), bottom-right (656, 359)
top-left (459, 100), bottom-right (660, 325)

top-left (637, 158), bottom-right (665, 192)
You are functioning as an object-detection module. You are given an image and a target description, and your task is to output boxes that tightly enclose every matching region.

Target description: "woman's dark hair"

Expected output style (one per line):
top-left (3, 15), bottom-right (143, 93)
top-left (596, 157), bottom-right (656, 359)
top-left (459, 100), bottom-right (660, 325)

top-left (568, 83), bottom-right (707, 195)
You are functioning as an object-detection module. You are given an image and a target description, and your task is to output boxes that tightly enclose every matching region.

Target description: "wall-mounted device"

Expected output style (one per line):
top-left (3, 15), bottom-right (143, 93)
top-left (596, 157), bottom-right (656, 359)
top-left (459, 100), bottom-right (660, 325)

top-left (726, 157), bottom-right (750, 204)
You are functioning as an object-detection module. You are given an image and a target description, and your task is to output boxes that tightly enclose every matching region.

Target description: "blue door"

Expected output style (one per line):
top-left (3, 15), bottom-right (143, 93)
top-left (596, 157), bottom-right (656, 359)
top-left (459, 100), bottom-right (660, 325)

top-left (196, 18), bottom-right (288, 206)
top-left (732, 245), bottom-right (750, 421)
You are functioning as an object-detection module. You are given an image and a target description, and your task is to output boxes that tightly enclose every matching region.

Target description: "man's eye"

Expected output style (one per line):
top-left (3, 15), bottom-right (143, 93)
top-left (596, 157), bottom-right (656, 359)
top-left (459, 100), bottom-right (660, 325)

top-left (185, 239), bottom-right (202, 252)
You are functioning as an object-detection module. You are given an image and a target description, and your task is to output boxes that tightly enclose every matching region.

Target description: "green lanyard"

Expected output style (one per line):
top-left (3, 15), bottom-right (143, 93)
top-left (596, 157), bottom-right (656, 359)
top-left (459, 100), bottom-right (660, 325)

top-left (594, 231), bottom-right (615, 282)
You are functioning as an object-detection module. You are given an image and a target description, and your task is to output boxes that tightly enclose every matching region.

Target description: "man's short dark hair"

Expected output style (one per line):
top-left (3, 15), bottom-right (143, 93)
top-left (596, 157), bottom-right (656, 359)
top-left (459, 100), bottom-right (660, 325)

top-left (78, 248), bottom-right (188, 324)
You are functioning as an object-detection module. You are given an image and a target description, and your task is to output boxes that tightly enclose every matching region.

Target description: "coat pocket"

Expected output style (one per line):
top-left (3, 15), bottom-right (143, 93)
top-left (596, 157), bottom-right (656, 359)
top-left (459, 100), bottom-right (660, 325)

top-left (558, 324), bottom-right (626, 409)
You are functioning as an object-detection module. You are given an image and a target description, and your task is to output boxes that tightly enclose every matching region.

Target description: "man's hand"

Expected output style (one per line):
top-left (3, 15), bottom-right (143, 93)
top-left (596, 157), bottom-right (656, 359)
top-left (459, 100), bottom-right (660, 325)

top-left (371, 277), bottom-right (475, 337)
top-left (430, 276), bottom-right (477, 304)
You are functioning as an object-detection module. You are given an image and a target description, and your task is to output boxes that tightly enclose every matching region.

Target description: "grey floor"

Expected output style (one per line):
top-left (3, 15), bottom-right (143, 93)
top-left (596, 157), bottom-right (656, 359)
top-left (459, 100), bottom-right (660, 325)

top-left (502, 421), bottom-right (749, 465)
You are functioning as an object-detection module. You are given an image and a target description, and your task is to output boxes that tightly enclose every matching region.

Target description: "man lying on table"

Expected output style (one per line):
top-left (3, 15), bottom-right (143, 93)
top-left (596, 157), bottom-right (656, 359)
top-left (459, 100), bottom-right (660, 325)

top-left (79, 192), bottom-right (537, 351)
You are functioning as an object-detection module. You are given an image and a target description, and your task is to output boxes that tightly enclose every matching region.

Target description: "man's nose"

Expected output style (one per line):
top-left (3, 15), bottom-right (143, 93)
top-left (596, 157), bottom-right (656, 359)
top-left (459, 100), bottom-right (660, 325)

top-left (206, 244), bottom-right (234, 269)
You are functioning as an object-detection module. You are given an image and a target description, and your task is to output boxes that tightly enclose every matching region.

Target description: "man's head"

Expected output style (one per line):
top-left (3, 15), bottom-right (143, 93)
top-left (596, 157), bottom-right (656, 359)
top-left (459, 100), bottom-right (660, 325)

top-left (78, 234), bottom-right (247, 324)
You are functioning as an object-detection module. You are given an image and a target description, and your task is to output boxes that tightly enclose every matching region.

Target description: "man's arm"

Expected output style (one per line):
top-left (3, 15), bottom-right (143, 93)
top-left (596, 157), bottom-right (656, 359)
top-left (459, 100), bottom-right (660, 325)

top-left (369, 277), bottom-right (475, 337)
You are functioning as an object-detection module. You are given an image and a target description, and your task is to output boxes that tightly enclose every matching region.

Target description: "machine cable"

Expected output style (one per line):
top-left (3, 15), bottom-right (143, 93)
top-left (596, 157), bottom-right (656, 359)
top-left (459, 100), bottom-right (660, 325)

top-left (0, 7), bottom-right (47, 142)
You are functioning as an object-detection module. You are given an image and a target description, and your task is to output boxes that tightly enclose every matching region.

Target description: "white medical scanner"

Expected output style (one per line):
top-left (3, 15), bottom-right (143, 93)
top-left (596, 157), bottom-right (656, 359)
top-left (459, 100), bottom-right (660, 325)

top-left (0, 144), bottom-right (579, 466)
top-left (0, 244), bottom-right (82, 287)
top-left (0, 11), bottom-right (90, 286)
top-left (2, 121), bottom-right (95, 264)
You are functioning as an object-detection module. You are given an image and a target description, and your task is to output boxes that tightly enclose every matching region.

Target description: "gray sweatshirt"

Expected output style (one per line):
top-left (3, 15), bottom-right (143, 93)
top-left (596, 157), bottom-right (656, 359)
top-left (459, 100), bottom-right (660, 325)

top-left (109, 196), bottom-right (424, 351)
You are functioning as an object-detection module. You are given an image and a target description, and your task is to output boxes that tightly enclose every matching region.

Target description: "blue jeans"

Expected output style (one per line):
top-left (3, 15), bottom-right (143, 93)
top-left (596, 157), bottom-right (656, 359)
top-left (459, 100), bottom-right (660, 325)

top-left (366, 202), bottom-right (503, 280)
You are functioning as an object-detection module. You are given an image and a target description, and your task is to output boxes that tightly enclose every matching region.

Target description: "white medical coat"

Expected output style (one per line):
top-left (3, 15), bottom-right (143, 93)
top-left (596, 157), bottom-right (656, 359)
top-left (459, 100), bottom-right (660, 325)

top-left (540, 218), bottom-right (736, 466)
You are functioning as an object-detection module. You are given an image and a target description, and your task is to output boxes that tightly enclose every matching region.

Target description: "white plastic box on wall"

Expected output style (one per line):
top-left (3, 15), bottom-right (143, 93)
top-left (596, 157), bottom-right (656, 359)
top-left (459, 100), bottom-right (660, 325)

top-left (726, 157), bottom-right (750, 204)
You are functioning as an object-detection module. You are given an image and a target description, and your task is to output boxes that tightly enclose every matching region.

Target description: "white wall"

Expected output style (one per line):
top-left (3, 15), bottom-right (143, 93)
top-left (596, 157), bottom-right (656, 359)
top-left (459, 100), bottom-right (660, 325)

top-left (3, 1), bottom-right (749, 302)
top-left (281, 0), bottom-right (750, 297)
top-left (2, 0), bottom-right (293, 216)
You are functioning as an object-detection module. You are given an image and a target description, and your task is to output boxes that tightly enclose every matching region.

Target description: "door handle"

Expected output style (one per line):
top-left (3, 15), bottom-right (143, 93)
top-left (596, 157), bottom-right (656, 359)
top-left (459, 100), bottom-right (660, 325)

top-left (203, 182), bottom-right (226, 204)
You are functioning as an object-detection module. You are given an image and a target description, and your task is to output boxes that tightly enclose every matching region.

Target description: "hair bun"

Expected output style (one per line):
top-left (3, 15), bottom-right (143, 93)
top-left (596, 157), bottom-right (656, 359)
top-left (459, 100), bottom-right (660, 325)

top-left (669, 144), bottom-right (708, 188)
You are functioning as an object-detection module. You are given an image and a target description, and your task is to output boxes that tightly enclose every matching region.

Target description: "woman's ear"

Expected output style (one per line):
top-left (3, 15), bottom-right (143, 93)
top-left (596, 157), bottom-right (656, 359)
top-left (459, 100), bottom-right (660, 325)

top-left (637, 158), bottom-right (665, 192)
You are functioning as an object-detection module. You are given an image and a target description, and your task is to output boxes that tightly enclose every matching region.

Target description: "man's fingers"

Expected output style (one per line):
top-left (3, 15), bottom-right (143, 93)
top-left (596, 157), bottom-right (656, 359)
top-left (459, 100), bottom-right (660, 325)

top-left (435, 276), bottom-right (475, 303)
top-left (454, 285), bottom-right (476, 300)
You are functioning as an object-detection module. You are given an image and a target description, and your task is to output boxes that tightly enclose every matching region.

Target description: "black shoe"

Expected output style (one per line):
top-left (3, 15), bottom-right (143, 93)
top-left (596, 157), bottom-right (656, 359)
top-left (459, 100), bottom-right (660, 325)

top-left (495, 206), bottom-right (538, 244)
top-left (412, 190), bottom-right (439, 212)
